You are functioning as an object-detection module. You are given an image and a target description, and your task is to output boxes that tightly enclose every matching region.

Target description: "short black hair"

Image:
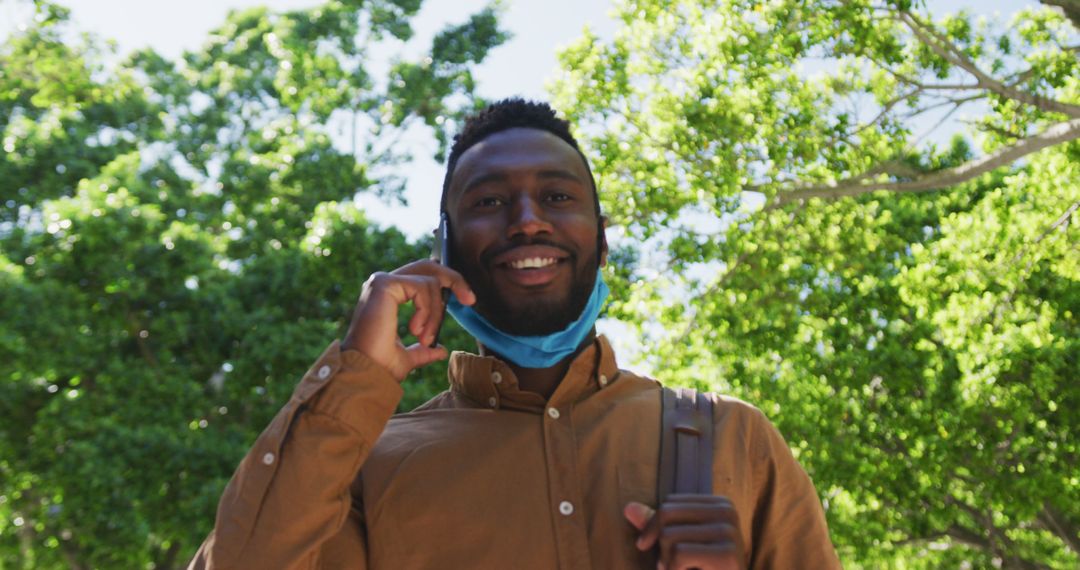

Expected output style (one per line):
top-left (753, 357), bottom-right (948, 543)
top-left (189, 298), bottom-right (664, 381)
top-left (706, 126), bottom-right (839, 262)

top-left (439, 98), bottom-right (600, 216)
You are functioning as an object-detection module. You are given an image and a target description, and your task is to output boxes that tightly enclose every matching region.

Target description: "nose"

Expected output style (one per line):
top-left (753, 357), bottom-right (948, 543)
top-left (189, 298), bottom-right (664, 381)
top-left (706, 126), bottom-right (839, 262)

top-left (506, 196), bottom-right (554, 239)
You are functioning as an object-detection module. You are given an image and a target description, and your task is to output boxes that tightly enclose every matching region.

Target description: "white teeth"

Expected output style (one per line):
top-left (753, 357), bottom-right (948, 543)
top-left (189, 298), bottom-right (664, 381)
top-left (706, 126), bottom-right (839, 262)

top-left (509, 257), bottom-right (556, 269)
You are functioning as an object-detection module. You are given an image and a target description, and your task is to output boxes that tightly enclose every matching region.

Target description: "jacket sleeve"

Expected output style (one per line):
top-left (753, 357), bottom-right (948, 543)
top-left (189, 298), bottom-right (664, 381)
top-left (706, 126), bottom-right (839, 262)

top-left (188, 341), bottom-right (403, 570)
top-left (739, 403), bottom-right (842, 570)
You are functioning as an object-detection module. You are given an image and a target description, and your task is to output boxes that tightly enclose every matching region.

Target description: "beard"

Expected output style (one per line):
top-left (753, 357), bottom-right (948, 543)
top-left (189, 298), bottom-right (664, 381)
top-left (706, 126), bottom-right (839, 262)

top-left (458, 240), bottom-right (600, 337)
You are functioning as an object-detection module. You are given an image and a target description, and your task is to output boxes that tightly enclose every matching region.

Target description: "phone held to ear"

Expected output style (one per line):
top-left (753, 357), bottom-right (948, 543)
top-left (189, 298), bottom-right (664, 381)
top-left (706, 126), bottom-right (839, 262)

top-left (430, 213), bottom-right (451, 348)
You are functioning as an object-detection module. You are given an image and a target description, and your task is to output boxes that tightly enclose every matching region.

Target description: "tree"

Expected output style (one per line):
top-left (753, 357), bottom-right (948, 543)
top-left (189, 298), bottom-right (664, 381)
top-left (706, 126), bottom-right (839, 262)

top-left (0, 1), bottom-right (504, 567)
top-left (553, 0), bottom-right (1078, 567)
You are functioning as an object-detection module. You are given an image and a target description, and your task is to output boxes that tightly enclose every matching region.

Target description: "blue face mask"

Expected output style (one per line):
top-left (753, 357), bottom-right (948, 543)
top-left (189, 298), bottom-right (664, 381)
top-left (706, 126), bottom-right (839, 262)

top-left (446, 269), bottom-right (609, 368)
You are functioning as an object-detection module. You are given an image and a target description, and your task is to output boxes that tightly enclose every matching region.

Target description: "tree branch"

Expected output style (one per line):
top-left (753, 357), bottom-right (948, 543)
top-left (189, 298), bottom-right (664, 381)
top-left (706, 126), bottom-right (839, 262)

top-left (771, 117), bottom-right (1080, 205)
top-left (898, 11), bottom-right (1080, 118)
top-left (912, 98), bottom-right (968, 145)
top-left (1038, 503), bottom-right (1080, 555)
top-left (1010, 200), bottom-right (1079, 265)
top-left (946, 524), bottom-right (991, 549)
top-left (125, 310), bottom-right (160, 368)
top-left (968, 119), bottom-right (1027, 142)
top-left (915, 82), bottom-right (984, 91)
top-left (153, 540), bottom-right (182, 570)
top-left (1039, 0), bottom-right (1080, 29)
top-left (897, 93), bottom-right (986, 121)
top-left (824, 88), bottom-right (918, 148)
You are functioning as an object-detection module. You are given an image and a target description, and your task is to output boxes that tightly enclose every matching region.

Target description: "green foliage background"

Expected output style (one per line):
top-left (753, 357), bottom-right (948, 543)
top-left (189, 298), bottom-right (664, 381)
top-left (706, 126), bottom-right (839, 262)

top-left (553, 0), bottom-right (1079, 568)
top-left (1, 1), bottom-right (500, 567)
top-left (1, 0), bottom-right (1077, 568)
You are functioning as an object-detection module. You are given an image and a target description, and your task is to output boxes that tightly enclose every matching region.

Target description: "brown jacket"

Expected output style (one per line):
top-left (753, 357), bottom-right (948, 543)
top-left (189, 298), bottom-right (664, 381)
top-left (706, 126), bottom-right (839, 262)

top-left (189, 336), bottom-right (840, 569)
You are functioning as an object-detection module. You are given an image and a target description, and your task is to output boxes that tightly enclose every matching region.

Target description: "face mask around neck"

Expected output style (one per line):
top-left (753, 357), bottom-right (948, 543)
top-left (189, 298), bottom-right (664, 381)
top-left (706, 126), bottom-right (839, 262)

top-left (446, 269), bottom-right (609, 368)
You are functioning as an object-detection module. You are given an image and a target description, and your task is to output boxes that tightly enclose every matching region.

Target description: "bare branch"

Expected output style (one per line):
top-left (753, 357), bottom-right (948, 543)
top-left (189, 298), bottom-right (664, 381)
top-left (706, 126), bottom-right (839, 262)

top-left (899, 11), bottom-right (1080, 118)
top-left (771, 117), bottom-right (1080, 205)
top-left (912, 99), bottom-right (967, 145)
top-left (917, 82), bottom-right (984, 91)
top-left (819, 89), bottom-right (918, 150)
top-left (967, 119), bottom-right (1028, 142)
top-left (898, 92), bottom-right (987, 120)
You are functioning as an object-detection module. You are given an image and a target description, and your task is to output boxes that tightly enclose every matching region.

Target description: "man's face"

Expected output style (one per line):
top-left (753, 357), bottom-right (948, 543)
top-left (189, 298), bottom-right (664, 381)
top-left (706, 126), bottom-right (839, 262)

top-left (445, 128), bottom-right (607, 336)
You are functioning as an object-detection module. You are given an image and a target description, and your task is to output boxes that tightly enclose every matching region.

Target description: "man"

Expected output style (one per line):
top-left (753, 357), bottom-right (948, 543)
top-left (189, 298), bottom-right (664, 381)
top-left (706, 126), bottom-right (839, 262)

top-left (189, 99), bottom-right (840, 569)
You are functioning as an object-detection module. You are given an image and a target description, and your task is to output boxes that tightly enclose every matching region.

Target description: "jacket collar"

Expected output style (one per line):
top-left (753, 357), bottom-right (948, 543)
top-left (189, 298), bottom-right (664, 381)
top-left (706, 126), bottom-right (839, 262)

top-left (447, 335), bottom-right (621, 412)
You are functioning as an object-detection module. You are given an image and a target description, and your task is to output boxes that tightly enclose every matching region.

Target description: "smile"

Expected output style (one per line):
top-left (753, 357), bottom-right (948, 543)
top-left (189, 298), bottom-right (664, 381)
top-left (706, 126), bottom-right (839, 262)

top-left (491, 244), bottom-right (571, 269)
top-left (490, 245), bottom-right (571, 288)
top-left (508, 257), bottom-right (559, 270)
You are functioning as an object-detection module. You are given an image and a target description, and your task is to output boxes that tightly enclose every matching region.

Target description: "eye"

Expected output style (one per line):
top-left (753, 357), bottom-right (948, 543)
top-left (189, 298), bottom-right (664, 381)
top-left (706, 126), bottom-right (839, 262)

top-left (545, 191), bottom-right (573, 203)
top-left (473, 196), bottom-right (504, 208)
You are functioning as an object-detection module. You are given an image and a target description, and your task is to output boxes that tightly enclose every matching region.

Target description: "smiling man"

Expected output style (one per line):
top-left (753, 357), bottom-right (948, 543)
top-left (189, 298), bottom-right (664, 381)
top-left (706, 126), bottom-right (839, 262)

top-left (189, 99), bottom-right (840, 569)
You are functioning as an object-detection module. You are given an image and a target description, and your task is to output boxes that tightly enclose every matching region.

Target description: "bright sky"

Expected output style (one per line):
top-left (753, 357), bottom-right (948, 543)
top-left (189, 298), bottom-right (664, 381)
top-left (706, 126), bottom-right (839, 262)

top-left (1, 0), bottom-right (619, 239)
top-left (0, 0), bottom-right (1040, 367)
top-left (1, 0), bottom-right (1036, 238)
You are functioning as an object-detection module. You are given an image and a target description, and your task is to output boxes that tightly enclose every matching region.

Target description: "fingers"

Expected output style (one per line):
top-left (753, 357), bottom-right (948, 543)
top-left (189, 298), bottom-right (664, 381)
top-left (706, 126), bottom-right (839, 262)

top-left (658, 523), bottom-right (740, 570)
top-left (344, 260), bottom-right (473, 380)
top-left (636, 495), bottom-right (737, 551)
top-left (666, 542), bottom-right (741, 570)
top-left (403, 342), bottom-right (449, 369)
top-left (628, 495), bottom-right (744, 570)
top-left (447, 275), bottom-right (476, 306)
top-left (414, 261), bottom-right (479, 306)
top-left (404, 274), bottom-right (445, 346)
top-left (623, 502), bottom-right (655, 532)
top-left (389, 261), bottom-right (473, 343)
top-left (401, 259), bottom-right (474, 304)
top-left (391, 261), bottom-right (475, 345)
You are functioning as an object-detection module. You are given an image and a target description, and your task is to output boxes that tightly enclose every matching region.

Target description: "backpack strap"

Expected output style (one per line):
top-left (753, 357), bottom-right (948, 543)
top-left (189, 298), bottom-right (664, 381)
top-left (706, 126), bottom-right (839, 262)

top-left (658, 387), bottom-right (715, 502)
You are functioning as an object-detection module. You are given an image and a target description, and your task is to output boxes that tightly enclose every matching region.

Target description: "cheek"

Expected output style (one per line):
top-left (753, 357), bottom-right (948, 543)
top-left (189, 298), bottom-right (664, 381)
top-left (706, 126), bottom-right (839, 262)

top-left (451, 221), bottom-right (493, 266)
top-left (560, 216), bottom-right (602, 249)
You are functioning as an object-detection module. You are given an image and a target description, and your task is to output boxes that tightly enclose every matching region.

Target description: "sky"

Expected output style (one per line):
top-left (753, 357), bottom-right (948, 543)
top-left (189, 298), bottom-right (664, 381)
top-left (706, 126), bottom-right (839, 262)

top-left (1, 0), bottom-right (619, 239)
top-left (0, 0), bottom-right (1035, 238)
top-left (0, 0), bottom-right (644, 359)
top-left (0, 0), bottom-right (1040, 365)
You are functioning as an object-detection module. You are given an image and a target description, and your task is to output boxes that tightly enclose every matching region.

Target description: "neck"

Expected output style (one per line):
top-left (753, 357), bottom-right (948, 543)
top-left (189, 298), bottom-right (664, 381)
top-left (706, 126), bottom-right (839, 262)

top-left (479, 329), bottom-right (597, 400)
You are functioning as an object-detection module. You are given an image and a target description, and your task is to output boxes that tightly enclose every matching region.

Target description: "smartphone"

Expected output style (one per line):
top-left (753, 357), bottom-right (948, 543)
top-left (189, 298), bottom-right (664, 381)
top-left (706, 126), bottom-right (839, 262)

top-left (430, 212), bottom-right (452, 348)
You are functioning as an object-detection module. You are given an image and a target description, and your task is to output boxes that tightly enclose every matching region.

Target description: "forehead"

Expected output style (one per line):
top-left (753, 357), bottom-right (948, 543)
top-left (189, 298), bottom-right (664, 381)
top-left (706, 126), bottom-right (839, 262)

top-left (448, 128), bottom-right (589, 196)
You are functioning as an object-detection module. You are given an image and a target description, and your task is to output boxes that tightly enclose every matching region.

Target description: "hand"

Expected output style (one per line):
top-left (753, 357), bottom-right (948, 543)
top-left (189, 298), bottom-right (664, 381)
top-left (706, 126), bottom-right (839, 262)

top-left (342, 260), bottom-right (475, 381)
top-left (624, 495), bottom-right (744, 570)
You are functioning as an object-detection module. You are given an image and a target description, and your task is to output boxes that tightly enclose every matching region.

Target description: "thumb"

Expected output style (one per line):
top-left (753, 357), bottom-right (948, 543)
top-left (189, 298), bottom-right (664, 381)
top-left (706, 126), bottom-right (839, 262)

top-left (623, 501), bottom-right (655, 532)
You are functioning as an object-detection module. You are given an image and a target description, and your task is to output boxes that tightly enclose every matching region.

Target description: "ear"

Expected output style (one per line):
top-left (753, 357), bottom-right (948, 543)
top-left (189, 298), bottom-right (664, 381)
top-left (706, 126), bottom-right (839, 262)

top-left (598, 216), bottom-right (609, 267)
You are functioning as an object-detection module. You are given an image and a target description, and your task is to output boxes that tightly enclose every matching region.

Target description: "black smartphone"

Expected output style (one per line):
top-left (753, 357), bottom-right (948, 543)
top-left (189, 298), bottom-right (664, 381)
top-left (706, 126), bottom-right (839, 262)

top-left (430, 213), bottom-right (451, 348)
